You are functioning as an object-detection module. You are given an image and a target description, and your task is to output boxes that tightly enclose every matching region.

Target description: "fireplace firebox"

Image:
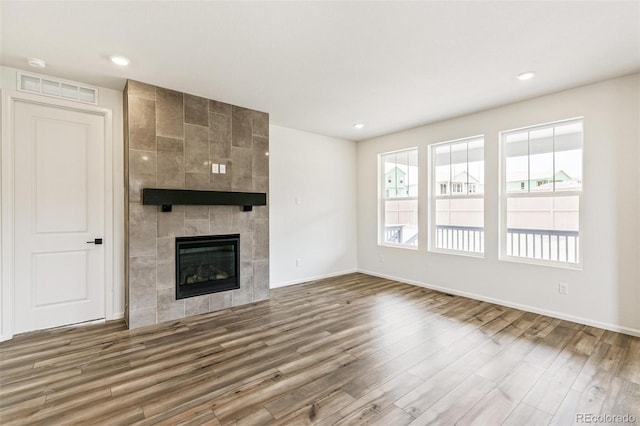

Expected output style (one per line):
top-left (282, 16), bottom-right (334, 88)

top-left (175, 234), bottom-right (240, 299)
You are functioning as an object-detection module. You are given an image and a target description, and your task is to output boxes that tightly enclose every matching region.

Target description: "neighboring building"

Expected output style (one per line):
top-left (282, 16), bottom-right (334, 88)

top-left (438, 170), bottom-right (483, 195)
top-left (385, 166), bottom-right (407, 197)
top-left (506, 170), bottom-right (576, 191)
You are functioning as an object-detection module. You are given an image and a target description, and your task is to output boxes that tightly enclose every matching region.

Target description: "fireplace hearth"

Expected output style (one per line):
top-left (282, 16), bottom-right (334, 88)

top-left (175, 234), bottom-right (240, 299)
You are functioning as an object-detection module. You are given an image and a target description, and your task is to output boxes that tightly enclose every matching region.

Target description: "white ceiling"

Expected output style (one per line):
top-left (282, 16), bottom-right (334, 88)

top-left (1, 1), bottom-right (639, 141)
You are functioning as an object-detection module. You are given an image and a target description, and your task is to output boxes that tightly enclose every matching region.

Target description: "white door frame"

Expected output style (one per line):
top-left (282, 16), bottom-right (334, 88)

top-left (1, 90), bottom-right (117, 341)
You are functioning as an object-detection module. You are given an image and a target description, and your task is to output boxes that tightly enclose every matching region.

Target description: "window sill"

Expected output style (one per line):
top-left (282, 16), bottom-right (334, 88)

top-left (378, 242), bottom-right (419, 251)
top-left (428, 248), bottom-right (484, 259)
top-left (499, 255), bottom-right (583, 270)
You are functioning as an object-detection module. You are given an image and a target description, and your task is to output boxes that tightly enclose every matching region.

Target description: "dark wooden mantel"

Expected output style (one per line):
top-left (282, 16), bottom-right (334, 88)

top-left (142, 188), bottom-right (267, 212)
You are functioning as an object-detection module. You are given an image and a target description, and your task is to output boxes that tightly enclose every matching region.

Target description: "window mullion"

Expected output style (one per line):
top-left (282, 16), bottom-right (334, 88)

top-left (552, 126), bottom-right (556, 193)
top-left (466, 141), bottom-right (469, 195)
top-left (527, 130), bottom-right (530, 193)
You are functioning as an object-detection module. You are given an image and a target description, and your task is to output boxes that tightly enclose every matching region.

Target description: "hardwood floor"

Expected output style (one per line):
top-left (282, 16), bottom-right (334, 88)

top-left (1, 273), bottom-right (639, 425)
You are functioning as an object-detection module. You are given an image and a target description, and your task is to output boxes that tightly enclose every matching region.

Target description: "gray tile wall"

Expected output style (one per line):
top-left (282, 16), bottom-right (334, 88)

top-left (124, 80), bottom-right (269, 329)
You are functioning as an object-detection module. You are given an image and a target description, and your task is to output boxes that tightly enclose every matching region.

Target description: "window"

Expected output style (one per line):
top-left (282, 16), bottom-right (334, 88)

top-left (430, 136), bottom-right (484, 254)
top-left (501, 118), bottom-right (583, 265)
top-left (380, 148), bottom-right (418, 247)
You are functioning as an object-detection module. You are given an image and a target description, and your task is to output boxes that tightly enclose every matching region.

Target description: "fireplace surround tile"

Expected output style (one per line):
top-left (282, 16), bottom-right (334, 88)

top-left (209, 292), bottom-right (232, 311)
top-left (209, 113), bottom-right (232, 158)
top-left (185, 295), bottom-right (210, 316)
top-left (184, 94), bottom-right (209, 127)
top-left (231, 146), bottom-right (252, 175)
top-left (232, 276), bottom-right (255, 306)
top-left (156, 263), bottom-right (174, 291)
top-left (210, 169), bottom-right (232, 191)
top-left (128, 96), bottom-right (156, 151)
top-left (156, 88), bottom-right (184, 138)
top-left (157, 207), bottom-right (185, 238)
top-left (157, 136), bottom-right (184, 153)
top-left (240, 231), bottom-right (255, 278)
top-left (209, 206), bottom-right (235, 235)
top-left (157, 288), bottom-right (185, 323)
top-left (253, 218), bottom-right (269, 260)
top-left (252, 136), bottom-right (269, 178)
top-left (184, 219), bottom-right (210, 236)
top-left (251, 110), bottom-right (269, 137)
top-left (156, 237), bottom-right (174, 290)
top-left (129, 203), bottom-right (157, 257)
top-left (130, 256), bottom-right (157, 311)
top-left (253, 177), bottom-right (269, 193)
top-left (157, 151), bottom-right (184, 188)
top-left (232, 106), bottom-right (253, 148)
top-left (254, 205), bottom-right (269, 220)
top-left (232, 209), bottom-right (254, 231)
top-left (185, 206), bottom-right (210, 220)
top-left (129, 307), bottom-right (157, 329)
top-left (253, 259), bottom-right (269, 301)
top-left (231, 175), bottom-right (253, 192)
top-left (124, 80), bottom-right (269, 329)
top-left (185, 124), bottom-right (210, 174)
top-left (209, 99), bottom-right (232, 116)
top-left (185, 172), bottom-right (210, 190)
top-left (127, 80), bottom-right (156, 100)
top-left (129, 150), bottom-right (157, 202)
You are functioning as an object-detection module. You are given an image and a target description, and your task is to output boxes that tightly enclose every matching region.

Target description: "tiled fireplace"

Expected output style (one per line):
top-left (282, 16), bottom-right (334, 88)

top-left (123, 80), bottom-right (269, 329)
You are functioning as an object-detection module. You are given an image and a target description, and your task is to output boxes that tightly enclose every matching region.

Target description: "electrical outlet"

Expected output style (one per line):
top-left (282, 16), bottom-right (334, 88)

top-left (559, 282), bottom-right (569, 295)
top-left (212, 163), bottom-right (219, 174)
top-left (295, 258), bottom-right (301, 267)
top-left (219, 164), bottom-right (226, 174)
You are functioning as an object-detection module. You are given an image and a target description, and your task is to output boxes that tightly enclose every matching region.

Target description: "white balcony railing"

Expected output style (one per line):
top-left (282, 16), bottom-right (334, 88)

top-left (435, 225), bottom-right (484, 253)
top-left (506, 227), bottom-right (579, 263)
top-left (384, 225), bottom-right (418, 246)
top-left (432, 225), bottom-right (579, 262)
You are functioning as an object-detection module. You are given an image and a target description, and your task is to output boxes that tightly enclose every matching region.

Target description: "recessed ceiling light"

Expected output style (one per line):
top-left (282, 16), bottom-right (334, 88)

top-left (27, 57), bottom-right (46, 69)
top-left (517, 71), bottom-right (535, 81)
top-left (110, 55), bottom-right (130, 66)
top-left (353, 123), bottom-right (364, 129)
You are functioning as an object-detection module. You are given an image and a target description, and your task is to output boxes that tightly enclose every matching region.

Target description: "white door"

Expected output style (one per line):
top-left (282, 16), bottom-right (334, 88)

top-left (13, 101), bottom-right (105, 334)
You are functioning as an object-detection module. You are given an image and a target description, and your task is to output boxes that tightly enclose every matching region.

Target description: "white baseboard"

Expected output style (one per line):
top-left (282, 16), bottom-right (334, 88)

top-left (270, 269), bottom-right (358, 289)
top-left (358, 268), bottom-right (640, 338)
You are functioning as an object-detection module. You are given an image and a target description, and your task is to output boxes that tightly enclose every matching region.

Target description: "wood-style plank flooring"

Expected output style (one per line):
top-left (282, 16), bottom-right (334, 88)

top-left (1, 273), bottom-right (639, 425)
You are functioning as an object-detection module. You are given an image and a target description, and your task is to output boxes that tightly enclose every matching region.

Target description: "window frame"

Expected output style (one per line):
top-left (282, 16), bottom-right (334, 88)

top-left (378, 147), bottom-right (419, 250)
top-left (428, 135), bottom-right (485, 257)
top-left (499, 117), bottom-right (584, 269)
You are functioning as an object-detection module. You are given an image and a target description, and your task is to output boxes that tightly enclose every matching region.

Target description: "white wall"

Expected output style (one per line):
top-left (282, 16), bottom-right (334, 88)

top-left (269, 125), bottom-right (357, 287)
top-left (357, 73), bottom-right (640, 335)
top-left (0, 66), bottom-right (125, 340)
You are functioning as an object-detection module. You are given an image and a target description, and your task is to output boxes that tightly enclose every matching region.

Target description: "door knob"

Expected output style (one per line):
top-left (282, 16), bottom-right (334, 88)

top-left (86, 238), bottom-right (103, 245)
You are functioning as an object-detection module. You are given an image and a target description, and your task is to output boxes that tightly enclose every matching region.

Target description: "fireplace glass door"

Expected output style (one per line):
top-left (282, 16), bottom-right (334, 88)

top-left (175, 234), bottom-right (240, 299)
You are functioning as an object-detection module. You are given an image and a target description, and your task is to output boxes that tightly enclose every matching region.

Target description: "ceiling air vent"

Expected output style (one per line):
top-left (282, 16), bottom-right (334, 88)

top-left (17, 72), bottom-right (99, 105)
